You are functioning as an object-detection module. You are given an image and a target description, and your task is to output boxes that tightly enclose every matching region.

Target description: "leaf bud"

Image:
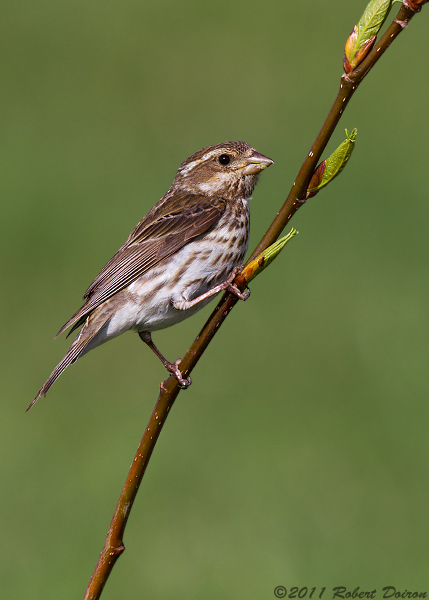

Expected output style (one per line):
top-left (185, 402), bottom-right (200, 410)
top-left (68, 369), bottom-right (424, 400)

top-left (307, 129), bottom-right (357, 198)
top-left (343, 0), bottom-right (394, 73)
top-left (241, 229), bottom-right (298, 284)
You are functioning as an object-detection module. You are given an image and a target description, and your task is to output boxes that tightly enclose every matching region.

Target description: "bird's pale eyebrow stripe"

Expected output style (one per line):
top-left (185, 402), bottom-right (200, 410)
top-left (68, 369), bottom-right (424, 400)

top-left (179, 160), bottom-right (200, 175)
top-left (179, 149), bottom-right (225, 175)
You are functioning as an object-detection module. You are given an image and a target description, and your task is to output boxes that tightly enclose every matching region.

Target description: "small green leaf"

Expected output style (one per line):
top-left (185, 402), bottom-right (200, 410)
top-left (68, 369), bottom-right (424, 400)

top-left (241, 229), bottom-right (298, 284)
top-left (344, 0), bottom-right (395, 71)
top-left (307, 128), bottom-right (357, 197)
top-left (356, 0), bottom-right (392, 46)
top-left (259, 230), bottom-right (298, 272)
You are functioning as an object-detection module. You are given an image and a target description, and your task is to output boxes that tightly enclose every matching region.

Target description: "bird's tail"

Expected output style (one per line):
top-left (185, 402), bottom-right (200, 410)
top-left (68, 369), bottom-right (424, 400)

top-left (27, 314), bottom-right (110, 411)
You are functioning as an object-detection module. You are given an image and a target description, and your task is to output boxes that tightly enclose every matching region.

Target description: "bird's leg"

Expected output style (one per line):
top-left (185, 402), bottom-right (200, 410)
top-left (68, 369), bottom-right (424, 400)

top-left (138, 331), bottom-right (192, 389)
top-left (173, 265), bottom-right (250, 311)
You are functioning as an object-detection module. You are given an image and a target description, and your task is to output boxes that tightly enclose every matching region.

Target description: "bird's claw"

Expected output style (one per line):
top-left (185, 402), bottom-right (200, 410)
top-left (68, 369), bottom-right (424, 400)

top-left (226, 265), bottom-right (250, 301)
top-left (166, 358), bottom-right (192, 389)
top-left (227, 283), bottom-right (251, 301)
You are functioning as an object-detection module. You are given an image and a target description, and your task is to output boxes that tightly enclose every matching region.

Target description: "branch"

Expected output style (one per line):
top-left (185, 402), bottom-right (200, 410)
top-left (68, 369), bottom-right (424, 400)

top-left (83, 2), bottom-right (426, 598)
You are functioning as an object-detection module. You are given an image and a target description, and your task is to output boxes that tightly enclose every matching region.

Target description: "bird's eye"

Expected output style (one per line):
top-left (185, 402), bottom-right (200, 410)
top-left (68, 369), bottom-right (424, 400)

top-left (218, 154), bottom-right (231, 166)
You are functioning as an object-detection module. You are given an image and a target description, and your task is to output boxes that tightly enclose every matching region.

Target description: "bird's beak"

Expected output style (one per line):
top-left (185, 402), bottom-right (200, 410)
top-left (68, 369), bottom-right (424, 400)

top-left (243, 152), bottom-right (274, 175)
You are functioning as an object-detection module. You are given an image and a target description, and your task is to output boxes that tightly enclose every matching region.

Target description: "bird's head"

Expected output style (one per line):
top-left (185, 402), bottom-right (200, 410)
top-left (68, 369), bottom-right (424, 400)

top-left (173, 141), bottom-right (273, 200)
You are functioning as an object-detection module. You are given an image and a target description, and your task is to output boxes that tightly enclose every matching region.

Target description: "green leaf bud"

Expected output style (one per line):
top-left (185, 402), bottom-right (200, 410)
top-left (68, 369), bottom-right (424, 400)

top-left (344, 0), bottom-right (394, 72)
top-left (307, 128), bottom-right (357, 198)
top-left (241, 229), bottom-right (298, 284)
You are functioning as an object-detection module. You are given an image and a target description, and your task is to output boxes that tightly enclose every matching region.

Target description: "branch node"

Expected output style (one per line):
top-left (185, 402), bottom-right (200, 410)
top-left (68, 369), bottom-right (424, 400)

top-left (403, 0), bottom-right (422, 12)
top-left (109, 543), bottom-right (125, 557)
top-left (394, 18), bottom-right (409, 28)
top-left (341, 73), bottom-right (354, 84)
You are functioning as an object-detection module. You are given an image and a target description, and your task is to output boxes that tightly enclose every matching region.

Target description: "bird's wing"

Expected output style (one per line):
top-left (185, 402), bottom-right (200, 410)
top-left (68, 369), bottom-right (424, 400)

top-left (56, 192), bottom-right (227, 337)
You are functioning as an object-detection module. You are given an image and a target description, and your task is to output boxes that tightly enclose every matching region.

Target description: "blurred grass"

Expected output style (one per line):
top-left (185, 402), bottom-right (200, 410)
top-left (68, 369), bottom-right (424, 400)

top-left (1, 1), bottom-right (428, 598)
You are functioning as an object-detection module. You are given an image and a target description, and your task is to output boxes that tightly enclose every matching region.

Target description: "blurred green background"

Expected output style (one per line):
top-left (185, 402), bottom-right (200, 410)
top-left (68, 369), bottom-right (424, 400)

top-left (1, 1), bottom-right (428, 598)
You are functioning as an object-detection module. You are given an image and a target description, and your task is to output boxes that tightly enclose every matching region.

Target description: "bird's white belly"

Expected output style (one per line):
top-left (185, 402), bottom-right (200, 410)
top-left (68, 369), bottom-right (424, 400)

top-left (131, 234), bottom-right (245, 331)
top-left (85, 200), bottom-right (249, 351)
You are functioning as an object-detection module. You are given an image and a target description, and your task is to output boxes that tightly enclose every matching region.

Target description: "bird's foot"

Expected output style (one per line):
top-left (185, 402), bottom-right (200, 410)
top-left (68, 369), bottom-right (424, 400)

top-left (165, 358), bottom-right (192, 389)
top-left (224, 265), bottom-right (251, 301)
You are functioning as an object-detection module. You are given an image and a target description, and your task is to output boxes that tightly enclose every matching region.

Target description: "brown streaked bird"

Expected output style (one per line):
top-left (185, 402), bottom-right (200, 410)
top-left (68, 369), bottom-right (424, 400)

top-left (29, 141), bottom-right (273, 410)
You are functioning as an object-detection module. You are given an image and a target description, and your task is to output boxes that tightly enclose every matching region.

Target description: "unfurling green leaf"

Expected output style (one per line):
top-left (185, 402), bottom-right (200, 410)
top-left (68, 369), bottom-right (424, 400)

top-left (307, 128), bottom-right (357, 198)
top-left (241, 229), bottom-right (298, 284)
top-left (344, 0), bottom-right (394, 72)
top-left (356, 0), bottom-right (392, 42)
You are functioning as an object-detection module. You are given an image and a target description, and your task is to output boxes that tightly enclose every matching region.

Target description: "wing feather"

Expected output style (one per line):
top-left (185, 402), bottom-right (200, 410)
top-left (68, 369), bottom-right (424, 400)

top-left (56, 192), bottom-right (226, 337)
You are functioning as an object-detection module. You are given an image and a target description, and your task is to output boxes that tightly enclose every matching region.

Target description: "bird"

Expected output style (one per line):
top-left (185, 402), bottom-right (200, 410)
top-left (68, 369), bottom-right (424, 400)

top-left (29, 141), bottom-right (273, 410)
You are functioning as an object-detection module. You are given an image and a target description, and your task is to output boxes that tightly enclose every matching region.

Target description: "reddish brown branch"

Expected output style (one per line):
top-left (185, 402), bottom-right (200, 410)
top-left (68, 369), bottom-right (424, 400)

top-left (83, 3), bottom-right (425, 598)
